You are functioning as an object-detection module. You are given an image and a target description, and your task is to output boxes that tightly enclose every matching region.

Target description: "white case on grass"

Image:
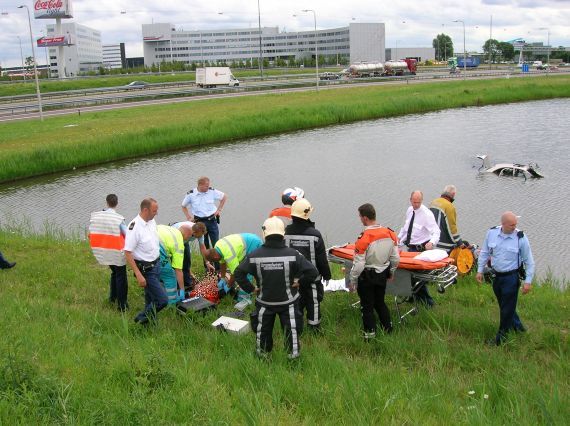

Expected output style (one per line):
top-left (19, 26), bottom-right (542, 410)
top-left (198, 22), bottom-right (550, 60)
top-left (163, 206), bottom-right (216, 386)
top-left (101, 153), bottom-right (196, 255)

top-left (211, 316), bottom-right (251, 334)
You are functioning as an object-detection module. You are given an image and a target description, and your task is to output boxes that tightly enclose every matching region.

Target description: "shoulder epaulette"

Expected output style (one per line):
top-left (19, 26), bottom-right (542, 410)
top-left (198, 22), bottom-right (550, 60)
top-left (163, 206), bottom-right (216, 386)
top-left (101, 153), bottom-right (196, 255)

top-left (490, 225), bottom-right (500, 230)
top-left (209, 186), bottom-right (214, 190)
top-left (128, 221), bottom-right (136, 230)
top-left (517, 230), bottom-right (524, 238)
top-left (186, 189), bottom-right (194, 194)
top-left (357, 232), bottom-right (364, 240)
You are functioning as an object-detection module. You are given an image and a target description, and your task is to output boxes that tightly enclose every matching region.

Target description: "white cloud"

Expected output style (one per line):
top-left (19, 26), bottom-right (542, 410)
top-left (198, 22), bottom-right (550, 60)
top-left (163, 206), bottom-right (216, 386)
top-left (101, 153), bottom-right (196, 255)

top-left (1, 0), bottom-right (568, 68)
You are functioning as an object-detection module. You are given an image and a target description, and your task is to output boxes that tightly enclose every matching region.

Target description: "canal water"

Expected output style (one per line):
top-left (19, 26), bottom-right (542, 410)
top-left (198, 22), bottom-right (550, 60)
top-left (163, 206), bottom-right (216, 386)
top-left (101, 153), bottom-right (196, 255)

top-left (1, 98), bottom-right (568, 280)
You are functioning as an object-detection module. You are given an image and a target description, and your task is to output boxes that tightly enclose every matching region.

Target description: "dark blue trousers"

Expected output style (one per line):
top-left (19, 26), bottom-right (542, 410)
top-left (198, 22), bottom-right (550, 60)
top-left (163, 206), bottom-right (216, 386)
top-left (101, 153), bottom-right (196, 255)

top-left (182, 241), bottom-right (193, 290)
top-left (134, 262), bottom-right (168, 324)
top-left (109, 265), bottom-right (128, 311)
top-left (492, 271), bottom-right (524, 342)
top-left (407, 246), bottom-right (434, 306)
top-left (0, 249), bottom-right (14, 268)
top-left (197, 218), bottom-right (220, 270)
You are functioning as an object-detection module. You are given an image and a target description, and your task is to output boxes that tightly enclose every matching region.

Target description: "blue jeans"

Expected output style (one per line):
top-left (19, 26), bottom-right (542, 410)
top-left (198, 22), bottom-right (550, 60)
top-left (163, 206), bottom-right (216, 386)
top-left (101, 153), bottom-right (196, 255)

top-left (109, 265), bottom-right (128, 311)
top-left (492, 271), bottom-right (524, 342)
top-left (135, 262), bottom-right (168, 324)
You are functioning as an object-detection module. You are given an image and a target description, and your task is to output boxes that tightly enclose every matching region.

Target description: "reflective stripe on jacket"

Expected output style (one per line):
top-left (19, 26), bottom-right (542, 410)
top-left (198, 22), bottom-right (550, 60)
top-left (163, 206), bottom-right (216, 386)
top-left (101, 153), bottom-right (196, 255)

top-left (430, 197), bottom-right (460, 251)
top-left (89, 210), bottom-right (126, 266)
top-left (157, 225), bottom-right (184, 270)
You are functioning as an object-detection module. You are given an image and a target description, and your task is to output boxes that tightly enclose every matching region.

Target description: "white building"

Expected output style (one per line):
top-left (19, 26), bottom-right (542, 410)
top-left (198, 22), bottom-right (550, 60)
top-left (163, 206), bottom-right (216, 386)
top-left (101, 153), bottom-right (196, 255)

top-left (102, 43), bottom-right (126, 70)
top-left (386, 47), bottom-right (436, 62)
top-left (142, 23), bottom-right (385, 67)
top-left (46, 22), bottom-right (102, 77)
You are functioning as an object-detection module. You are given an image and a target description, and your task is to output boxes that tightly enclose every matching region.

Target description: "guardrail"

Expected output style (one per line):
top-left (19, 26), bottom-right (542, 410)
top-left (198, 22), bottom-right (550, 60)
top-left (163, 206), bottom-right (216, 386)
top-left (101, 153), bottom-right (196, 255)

top-left (1, 69), bottom-right (568, 118)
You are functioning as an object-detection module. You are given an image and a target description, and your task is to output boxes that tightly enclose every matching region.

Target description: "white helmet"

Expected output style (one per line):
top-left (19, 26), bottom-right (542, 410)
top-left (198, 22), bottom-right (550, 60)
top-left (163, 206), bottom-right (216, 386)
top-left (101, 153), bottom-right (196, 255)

top-left (291, 198), bottom-right (313, 220)
top-left (281, 187), bottom-right (305, 206)
top-left (262, 217), bottom-right (285, 237)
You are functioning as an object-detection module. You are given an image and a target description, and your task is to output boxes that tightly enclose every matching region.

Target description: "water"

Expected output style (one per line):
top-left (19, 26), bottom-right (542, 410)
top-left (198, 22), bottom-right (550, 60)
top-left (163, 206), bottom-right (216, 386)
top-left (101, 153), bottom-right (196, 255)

top-left (1, 99), bottom-right (568, 280)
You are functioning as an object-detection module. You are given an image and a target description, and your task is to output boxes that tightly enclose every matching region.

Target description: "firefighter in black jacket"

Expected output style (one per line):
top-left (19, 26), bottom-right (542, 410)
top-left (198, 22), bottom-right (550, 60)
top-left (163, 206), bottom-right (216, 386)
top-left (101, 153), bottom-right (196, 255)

top-left (235, 217), bottom-right (318, 359)
top-left (284, 198), bottom-right (331, 331)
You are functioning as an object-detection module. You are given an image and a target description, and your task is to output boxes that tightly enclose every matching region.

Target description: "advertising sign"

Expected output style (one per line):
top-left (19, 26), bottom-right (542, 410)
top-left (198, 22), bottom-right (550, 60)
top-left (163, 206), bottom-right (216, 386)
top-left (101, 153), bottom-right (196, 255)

top-left (36, 35), bottom-right (71, 47)
top-left (34, 0), bottom-right (74, 19)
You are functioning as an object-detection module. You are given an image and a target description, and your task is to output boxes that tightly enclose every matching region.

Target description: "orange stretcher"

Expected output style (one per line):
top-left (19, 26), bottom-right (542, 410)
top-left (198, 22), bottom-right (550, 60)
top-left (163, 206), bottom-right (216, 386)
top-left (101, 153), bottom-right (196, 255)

top-left (327, 244), bottom-right (458, 323)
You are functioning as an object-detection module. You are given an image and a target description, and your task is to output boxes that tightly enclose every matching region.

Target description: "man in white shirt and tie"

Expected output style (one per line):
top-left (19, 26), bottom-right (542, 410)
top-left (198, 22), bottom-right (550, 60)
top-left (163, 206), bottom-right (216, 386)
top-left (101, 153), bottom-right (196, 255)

top-left (397, 190), bottom-right (441, 307)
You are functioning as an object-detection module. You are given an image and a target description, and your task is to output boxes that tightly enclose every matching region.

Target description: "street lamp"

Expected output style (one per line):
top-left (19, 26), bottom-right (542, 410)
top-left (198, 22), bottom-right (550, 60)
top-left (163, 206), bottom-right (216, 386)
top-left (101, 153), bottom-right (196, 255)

top-left (257, 0), bottom-right (263, 78)
top-left (41, 29), bottom-right (50, 78)
top-left (18, 5), bottom-right (43, 121)
top-left (453, 19), bottom-right (466, 78)
top-left (538, 27), bottom-right (550, 65)
top-left (301, 9), bottom-right (318, 91)
top-left (17, 35), bottom-right (26, 81)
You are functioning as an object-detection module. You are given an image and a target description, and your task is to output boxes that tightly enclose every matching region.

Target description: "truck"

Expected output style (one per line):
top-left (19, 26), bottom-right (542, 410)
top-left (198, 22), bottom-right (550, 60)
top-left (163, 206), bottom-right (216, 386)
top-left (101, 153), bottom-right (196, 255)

top-left (346, 59), bottom-right (417, 77)
top-left (456, 56), bottom-right (480, 68)
top-left (196, 67), bottom-right (240, 88)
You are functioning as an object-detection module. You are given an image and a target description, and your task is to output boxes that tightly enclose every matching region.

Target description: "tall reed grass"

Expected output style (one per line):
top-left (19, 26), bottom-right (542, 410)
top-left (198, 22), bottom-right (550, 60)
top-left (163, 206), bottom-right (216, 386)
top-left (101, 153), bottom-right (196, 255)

top-left (0, 76), bottom-right (569, 183)
top-left (0, 230), bottom-right (568, 423)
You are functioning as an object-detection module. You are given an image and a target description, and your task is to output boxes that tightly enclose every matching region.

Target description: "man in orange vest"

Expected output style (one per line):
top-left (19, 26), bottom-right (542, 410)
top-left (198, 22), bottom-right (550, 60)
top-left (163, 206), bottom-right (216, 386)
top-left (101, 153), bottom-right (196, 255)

top-left (349, 203), bottom-right (400, 339)
top-left (89, 194), bottom-right (128, 311)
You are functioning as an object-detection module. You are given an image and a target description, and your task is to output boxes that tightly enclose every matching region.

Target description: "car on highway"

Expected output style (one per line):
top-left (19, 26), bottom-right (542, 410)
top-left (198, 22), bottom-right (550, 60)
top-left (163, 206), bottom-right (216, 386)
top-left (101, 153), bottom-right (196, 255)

top-left (319, 72), bottom-right (340, 80)
top-left (124, 81), bottom-right (149, 89)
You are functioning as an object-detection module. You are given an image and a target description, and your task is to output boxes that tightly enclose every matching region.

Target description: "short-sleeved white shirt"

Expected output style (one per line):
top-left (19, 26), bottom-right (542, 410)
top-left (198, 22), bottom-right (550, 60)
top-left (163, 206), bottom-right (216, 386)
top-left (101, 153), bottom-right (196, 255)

top-left (181, 188), bottom-right (224, 217)
top-left (124, 214), bottom-right (159, 261)
top-left (171, 221), bottom-right (204, 244)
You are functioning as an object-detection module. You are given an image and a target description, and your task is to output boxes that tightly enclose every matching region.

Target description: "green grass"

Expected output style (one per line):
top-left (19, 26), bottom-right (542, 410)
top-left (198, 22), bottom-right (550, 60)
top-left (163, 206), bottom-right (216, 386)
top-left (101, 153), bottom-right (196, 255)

top-left (0, 229), bottom-right (568, 424)
top-left (0, 75), bottom-right (569, 183)
top-left (0, 68), bottom-right (323, 97)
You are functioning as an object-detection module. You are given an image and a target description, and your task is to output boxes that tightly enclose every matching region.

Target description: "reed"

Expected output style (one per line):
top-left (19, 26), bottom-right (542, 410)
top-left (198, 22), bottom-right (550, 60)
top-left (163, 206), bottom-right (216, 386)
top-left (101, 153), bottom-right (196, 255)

top-left (0, 230), bottom-right (568, 423)
top-left (0, 76), bottom-right (569, 183)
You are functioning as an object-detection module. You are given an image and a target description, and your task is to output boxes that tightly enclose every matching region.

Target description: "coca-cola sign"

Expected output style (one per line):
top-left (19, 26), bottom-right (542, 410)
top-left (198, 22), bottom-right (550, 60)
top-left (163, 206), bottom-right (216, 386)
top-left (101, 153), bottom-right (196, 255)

top-left (34, 0), bottom-right (73, 19)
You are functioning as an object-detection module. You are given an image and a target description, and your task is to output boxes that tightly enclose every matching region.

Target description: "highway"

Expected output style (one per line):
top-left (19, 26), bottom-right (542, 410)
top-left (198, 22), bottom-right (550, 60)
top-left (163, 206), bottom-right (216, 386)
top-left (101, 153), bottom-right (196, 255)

top-left (1, 68), bottom-right (567, 123)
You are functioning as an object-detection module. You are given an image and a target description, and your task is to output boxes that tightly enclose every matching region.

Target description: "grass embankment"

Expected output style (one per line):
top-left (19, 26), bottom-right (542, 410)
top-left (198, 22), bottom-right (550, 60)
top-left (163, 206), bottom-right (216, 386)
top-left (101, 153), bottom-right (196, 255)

top-left (1, 76), bottom-right (569, 183)
top-left (0, 230), bottom-right (568, 423)
top-left (0, 68), bottom-right (322, 97)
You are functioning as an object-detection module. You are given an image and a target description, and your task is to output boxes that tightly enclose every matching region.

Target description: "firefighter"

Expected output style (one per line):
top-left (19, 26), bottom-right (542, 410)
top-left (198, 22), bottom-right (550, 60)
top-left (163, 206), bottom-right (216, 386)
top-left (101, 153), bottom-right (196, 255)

top-left (284, 198), bottom-right (331, 331)
top-left (235, 217), bottom-right (318, 359)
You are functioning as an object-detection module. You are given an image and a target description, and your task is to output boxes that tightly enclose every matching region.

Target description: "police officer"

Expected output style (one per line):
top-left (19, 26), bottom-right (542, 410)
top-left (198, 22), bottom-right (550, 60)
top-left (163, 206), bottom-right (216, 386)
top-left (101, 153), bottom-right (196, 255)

top-left (234, 217), bottom-right (318, 359)
top-left (181, 176), bottom-right (227, 253)
top-left (124, 198), bottom-right (168, 325)
top-left (284, 198), bottom-right (331, 331)
top-left (349, 203), bottom-right (400, 340)
top-left (476, 211), bottom-right (535, 345)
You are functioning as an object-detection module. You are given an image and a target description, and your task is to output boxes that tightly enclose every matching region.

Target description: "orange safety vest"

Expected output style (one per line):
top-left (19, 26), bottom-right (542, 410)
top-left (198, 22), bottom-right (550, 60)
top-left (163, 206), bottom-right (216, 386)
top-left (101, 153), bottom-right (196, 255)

top-left (89, 210), bottom-right (126, 266)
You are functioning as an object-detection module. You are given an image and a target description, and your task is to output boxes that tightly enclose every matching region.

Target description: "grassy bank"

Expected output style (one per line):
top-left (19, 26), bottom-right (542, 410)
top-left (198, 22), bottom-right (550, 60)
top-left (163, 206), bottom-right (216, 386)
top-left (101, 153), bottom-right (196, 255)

top-left (0, 230), bottom-right (568, 424)
top-left (1, 76), bottom-right (569, 183)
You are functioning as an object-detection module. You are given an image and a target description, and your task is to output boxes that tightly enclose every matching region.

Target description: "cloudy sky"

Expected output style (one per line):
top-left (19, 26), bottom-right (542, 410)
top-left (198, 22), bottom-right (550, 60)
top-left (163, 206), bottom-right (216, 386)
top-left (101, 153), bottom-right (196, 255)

top-left (1, 0), bottom-right (569, 68)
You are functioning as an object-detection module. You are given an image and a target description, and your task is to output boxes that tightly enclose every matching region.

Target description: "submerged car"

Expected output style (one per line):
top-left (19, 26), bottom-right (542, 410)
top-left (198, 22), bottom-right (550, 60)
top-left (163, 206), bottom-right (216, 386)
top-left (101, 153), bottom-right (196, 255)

top-left (476, 155), bottom-right (544, 178)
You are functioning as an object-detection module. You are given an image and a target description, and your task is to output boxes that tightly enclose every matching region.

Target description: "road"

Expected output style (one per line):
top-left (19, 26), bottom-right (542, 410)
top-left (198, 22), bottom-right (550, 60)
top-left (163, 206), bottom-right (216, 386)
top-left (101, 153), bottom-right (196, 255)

top-left (0, 68), bottom-right (567, 123)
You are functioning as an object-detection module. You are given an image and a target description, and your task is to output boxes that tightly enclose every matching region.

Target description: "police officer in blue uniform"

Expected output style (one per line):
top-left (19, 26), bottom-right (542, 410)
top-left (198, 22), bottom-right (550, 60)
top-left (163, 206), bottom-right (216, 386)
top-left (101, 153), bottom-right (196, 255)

top-left (476, 211), bottom-right (535, 345)
top-left (181, 176), bottom-right (227, 258)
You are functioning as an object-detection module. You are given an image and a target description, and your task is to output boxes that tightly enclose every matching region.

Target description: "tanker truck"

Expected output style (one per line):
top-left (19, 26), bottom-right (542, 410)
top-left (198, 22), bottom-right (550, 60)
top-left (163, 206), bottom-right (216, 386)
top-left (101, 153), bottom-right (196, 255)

top-left (382, 59), bottom-right (417, 76)
top-left (347, 62), bottom-right (385, 77)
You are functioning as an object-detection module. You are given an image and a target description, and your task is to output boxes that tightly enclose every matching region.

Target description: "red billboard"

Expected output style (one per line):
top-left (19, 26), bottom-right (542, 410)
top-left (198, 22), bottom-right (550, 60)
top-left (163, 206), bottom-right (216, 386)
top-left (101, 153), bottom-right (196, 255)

top-left (34, 0), bottom-right (74, 19)
top-left (37, 35), bottom-right (71, 47)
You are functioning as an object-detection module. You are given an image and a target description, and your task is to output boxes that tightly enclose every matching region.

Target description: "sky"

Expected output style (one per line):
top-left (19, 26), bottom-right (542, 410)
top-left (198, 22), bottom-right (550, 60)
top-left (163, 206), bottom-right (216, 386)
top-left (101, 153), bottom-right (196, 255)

top-left (1, 0), bottom-right (569, 68)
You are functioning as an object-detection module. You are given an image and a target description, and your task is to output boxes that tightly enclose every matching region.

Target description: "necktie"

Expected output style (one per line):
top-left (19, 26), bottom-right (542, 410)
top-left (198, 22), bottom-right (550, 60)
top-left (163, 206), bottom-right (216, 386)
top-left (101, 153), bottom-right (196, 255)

top-left (405, 210), bottom-right (415, 246)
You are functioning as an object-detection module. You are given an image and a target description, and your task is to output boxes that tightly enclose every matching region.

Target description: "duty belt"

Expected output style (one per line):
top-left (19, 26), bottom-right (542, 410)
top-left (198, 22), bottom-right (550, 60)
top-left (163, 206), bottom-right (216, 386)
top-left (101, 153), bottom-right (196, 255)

top-left (492, 268), bottom-right (518, 277)
top-left (194, 214), bottom-right (216, 221)
top-left (135, 257), bottom-right (159, 273)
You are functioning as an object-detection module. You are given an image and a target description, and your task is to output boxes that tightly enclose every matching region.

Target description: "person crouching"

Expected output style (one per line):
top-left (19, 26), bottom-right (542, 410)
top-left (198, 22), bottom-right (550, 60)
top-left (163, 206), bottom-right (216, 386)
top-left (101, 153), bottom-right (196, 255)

top-left (234, 217), bottom-right (318, 360)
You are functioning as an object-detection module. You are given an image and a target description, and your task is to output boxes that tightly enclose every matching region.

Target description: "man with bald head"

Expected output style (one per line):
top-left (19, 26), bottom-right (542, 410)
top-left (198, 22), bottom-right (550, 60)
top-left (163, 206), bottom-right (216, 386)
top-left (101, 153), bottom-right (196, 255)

top-left (397, 190), bottom-right (441, 307)
top-left (476, 211), bottom-right (535, 345)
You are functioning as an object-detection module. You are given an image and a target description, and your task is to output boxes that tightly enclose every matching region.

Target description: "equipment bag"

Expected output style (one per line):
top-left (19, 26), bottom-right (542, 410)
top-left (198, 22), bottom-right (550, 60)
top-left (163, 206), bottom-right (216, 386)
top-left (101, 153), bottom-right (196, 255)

top-left (176, 296), bottom-right (216, 315)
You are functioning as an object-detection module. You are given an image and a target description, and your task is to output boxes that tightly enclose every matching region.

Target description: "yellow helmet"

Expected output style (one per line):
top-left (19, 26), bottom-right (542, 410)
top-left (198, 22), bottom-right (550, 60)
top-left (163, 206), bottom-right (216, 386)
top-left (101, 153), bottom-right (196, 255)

top-left (291, 198), bottom-right (313, 220)
top-left (262, 217), bottom-right (285, 237)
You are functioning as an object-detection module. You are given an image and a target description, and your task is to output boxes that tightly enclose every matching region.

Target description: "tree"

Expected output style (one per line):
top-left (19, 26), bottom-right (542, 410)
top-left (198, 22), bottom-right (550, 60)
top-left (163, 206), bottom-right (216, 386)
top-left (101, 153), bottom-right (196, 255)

top-left (25, 56), bottom-right (34, 72)
top-left (498, 42), bottom-right (514, 61)
top-left (432, 34), bottom-right (453, 61)
top-left (483, 39), bottom-right (500, 63)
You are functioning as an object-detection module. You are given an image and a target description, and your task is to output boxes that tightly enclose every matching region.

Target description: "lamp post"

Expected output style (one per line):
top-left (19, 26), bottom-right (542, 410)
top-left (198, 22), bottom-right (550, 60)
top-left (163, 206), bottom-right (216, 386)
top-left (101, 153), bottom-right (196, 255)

top-left (538, 27), bottom-right (550, 66)
top-left (301, 9), bottom-right (318, 91)
top-left (17, 35), bottom-right (26, 81)
top-left (257, 0), bottom-right (263, 78)
top-left (395, 40), bottom-right (399, 61)
top-left (18, 5), bottom-right (43, 121)
top-left (453, 19), bottom-right (466, 78)
top-left (41, 29), bottom-right (50, 78)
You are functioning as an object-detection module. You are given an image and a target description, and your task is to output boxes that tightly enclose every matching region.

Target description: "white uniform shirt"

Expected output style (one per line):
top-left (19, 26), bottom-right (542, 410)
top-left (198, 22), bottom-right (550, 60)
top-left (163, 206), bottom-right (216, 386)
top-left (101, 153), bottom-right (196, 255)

top-left (171, 221), bottom-right (204, 244)
top-left (124, 214), bottom-right (159, 261)
top-left (397, 204), bottom-right (440, 246)
top-left (181, 188), bottom-right (224, 217)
